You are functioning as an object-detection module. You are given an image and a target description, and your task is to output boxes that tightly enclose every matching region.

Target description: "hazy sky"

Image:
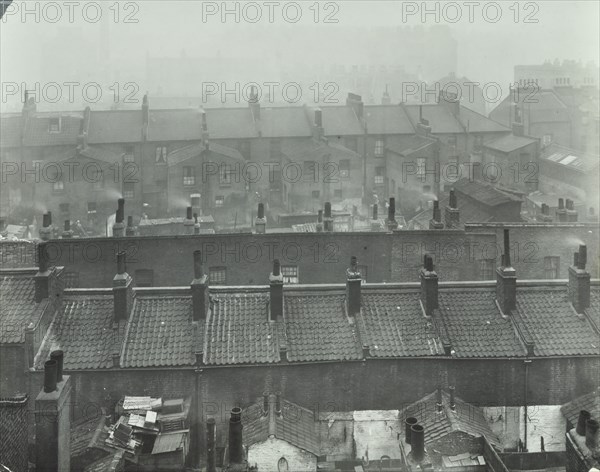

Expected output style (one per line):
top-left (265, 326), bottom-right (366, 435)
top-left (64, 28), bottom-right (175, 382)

top-left (1, 1), bottom-right (598, 110)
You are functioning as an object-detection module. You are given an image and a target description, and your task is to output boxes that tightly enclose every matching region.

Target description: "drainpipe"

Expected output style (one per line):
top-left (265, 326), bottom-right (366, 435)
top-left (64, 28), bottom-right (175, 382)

top-left (523, 359), bottom-right (532, 451)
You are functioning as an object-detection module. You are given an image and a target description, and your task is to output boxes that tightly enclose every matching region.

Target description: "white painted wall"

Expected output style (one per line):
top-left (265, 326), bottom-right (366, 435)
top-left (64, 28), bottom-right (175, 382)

top-left (247, 437), bottom-right (317, 472)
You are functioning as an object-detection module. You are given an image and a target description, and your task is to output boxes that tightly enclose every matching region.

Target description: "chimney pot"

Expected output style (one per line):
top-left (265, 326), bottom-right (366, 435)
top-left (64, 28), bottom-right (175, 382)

top-left (372, 204), bottom-right (378, 220)
top-left (410, 424), bottom-right (425, 462)
top-left (405, 417), bottom-right (418, 444)
top-left (263, 392), bottom-right (269, 416)
top-left (420, 254), bottom-right (438, 315)
top-left (63, 220), bottom-right (70, 232)
top-left (273, 259), bottom-right (281, 277)
top-left (585, 419), bottom-right (599, 450)
top-left (193, 250), bottom-right (204, 278)
top-left (569, 245), bottom-right (590, 313)
top-left (38, 242), bottom-right (48, 273)
top-left (206, 417), bottom-right (217, 472)
top-left (275, 393), bottom-right (282, 415)
top-left (117, 199), bottom-right (125, 223)
top-left (116, 251), bottom-right (126, 275)
top-left (558, 198), bottom-right (564, 209)
top-left (50, 350), bottom-right (64, 382)
top-left (269, 259), bottom-right (284, 321)
top-left (576, 410), bottom-right (591, 436)
top-left (43, 212), bottom-right (51, 228)
top-left (191, 250), bottom-right (209, 321)
top-left (449, 386), bottom-right (456, 410)
top-left (449, 189), bottom-right (457, 209)
top-left (43, 359), bottom-right (58, 393)
top-left (186, 206), bottom-right (193, 220)
top-left (346, 256), bottom-right (362, 316)
top-left (503, 229), bottom-right (512, 267)
top-left (228, 407), bottom-right (244, 464)
top-left (258, 203), bottom-right (265, 219)
top-left (578, 245), bottom-right (587, 270)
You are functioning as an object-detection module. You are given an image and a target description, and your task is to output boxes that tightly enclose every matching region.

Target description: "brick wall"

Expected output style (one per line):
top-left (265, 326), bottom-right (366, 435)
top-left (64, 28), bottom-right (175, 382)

top-left (0, 394), bottom-right (29, 472)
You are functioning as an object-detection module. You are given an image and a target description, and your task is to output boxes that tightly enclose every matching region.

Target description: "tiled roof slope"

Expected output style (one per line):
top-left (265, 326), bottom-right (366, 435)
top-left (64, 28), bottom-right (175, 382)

top-left (364, 105), bottom-right (416, 134)
top-left (560, 387), bottom-right (600, 428)
top-left (121, 297), bottom-right (197, 368)
top-left (87, 110), bottom-right (142, 144)
top-left (24, 114), bottom-right (82, 146)
top-left (284, 292), bottom-right (362, 362)
top-left (454, 178), bottom-right (521, 207)
top-left (484, 134), bottom-right (538, 153)
top-left (0, 240), bottom-right (37, 269)
top-left (400, 390), bottom-right (501, 448)
top-left (512, 287), bottom-right (600, 356)
top-left (319, 106), bottom-right (364, 136)
top-left (0, 272), bottom-right (41, 343)
top-left (35, 296), bottom-right (117, 370)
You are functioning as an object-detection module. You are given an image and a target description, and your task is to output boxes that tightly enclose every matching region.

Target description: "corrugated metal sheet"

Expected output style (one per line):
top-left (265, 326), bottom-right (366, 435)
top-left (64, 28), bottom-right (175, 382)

top-left (151, 432), bottom-right (185, 455)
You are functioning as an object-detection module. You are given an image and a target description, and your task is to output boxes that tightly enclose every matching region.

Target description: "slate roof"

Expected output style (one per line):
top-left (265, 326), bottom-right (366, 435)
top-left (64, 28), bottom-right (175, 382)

top-left (400, 390), bottom-right (501, 448)
top-left (0, 272), bottom-right (42, 343)
top-left (459, 107), bottom-right (510, 133)
top-left (281, 137), bottom-right (359, 161)
top-left (320, 106), bottom-right (364, 136)
top-left (204, 108), bottom-right (256, 139)
top-left (560, 387), bottom-right (600, 428)
top-left (166, 142), bottom-right (244, 166)
top-left (453, 178), bottom-right (521, 207)
top-left (404, 105), bottom-right (464, 134)
top-left (386, 134), bottom-right (436, 156)
top-left (87, 110), bottom-right (142, 144)
top-left (260, 107), bottom-right (312, 138)
top-left (147, 109), bottom-right (203, 142)
top-left (364, 105), bottom-right (416, 134)
top-left (484, 134), bottom-right (538, 153)
top-left (541, 143), bottom-right (600, 173)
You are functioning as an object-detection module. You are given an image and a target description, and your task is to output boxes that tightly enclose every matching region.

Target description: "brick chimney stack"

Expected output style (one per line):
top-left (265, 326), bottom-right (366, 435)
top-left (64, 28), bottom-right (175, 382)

top-left (387, 197), bottom-right (399, 231)
top-left (183, 206), bottom-right (195, 234)
top-left (255, 203), bottom-right (266, 234)
top-left (228, 407), bottom-right (244, 465)
top-left (39, 212), bottom-right (53, 241)
top-left (346, 256), bottom-right (362, 317)
top-left (496, 229), bottom-right (516, 313)
top-left (346, 93), bottom-right (364, 120)
top-left (316, 209), bottom-right (324, 233)
top-left (371, 204), bottom-right (381, 232)
top-left (61, 220), bottom-right (73, 239)
top-left (538, 203), bottom-right (553, 222)
top-left (566, 199), bottom-right (578, 222)
top-left (269, 259), bottom-right (284, 321)
top-left (35, 355), bottom-right (72, 472)
top-left (113, 198), bottom-right (125, 237)
top-left (113, 251), bottom-right (134, 322)
top-left (429, 200), bottom-right (444, 229)
top-left (445, 189), bottom-right (460, 228)
top-left (206, 417), bottom-right (216, 472)
top-left (569, 245), bottom-right (590, 314)
top-left (191, 250), bottom-right (210, 321)
top-left (193, 213), bottom-right (201, 235)
top-left (324, 202), bottom-right (334, 232)
top-left (556, 198), bottom-right (567, 222)
top-left (420, 254), bottom-right (438, 316)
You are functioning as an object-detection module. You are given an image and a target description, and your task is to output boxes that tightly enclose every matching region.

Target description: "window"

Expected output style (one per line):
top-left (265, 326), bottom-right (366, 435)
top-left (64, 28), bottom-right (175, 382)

top-left (219, 166), bottom-right (232, 186)
top-left (339, 159), bottom-right (350, 178)
top-left (542, 134), bottom-right (552, 146)
top-left (544, 256), bottom-right (560, 279)
top-left (357, 265), bottom-right (368, 282)
top-left (183, 166), bottom-right (195, 186)
top-left (155, 146), bottom-right (167, 164)
top-left (135, 269), bottom-right (154, 287)
top-left (215, 195), bottom-right (224, 207)
top-left (53, 180), bottom-right (64, 193)
top-left (374, 139), bottom-right (384, 157)
top-left (48, 117), bottom-right (61, 133)
top-left (123, 182), bottom-right (134, 199)
top-left (448, 135), bottom-right (457, 147)
top-left (345, 136), bottom-right (357, 152)
top-left (374, 166), bottom-right (385, 185)
top-left (303, 161), bottom-right (316, 181)
top-left (479, 259), bottom-right (495, 280)
top-left (209, 267), bottom-right (227, 285)
top-left (416, 157), bottom-right (426, 177)
top-left (281, 265), bottom-right (299, 284)
top-left (311, 190), bottom-right (320, 199)
top-left (123, 145), bottom-right (135, 163)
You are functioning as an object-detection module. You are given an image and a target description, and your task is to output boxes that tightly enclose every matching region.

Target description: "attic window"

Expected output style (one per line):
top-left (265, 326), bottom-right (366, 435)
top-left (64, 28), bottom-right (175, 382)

top-left (281, 265), bottom-right (299, 284)
top-left (48, 117), bottom-right (61, 133)
top-left (209, 267), bottom-right (226, 285)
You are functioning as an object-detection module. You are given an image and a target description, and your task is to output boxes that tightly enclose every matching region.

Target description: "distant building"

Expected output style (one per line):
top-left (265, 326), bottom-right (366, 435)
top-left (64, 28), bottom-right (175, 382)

top-left (515, 60), bottom-right (599, 91)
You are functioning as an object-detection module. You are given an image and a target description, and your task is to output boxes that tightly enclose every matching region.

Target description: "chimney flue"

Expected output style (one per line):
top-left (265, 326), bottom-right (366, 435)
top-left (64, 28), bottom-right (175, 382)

top-left (269, 259), bottom-right (284, 321)
top-left (324, 202), bottom-right (334, 232)
top-left (43, 359), bottom-right (57, 393)
top-left (449, 386), bottom-right (456, 410)
top-left (503, 229), bottom-right (511, 267)
top-left (191, 250), bottom-right (209, 321)
top-left (578, 245), bottom-right (587, 270)
top-left (228, 407), bottom-right (244, 464)
top-left (275, 392), bottom-right (282, 415)
top-left (405, 417), bottom-right (418, 444)
top-left (372, 204), bottom-right (378, 220)
top-left (585, 419), bottom-right (599, 450)
top-left (116, 251), bottom-right (126, 275)
top-left (193, 250), bottom-right (204, 278)
top-left (263, 392), bottom-right (269, 416)
top-left (186, 206), bottom-right (193, 220)
top-left (206, 417), bottom-right (216, 472)
top-left (316, 209), bottom-right (324, 232)
top-left (50, 350), bottom-right (64, 383)
top-left (420, 254), bottom-right (438, 315)
top-left (346, 256), bottom-right (362, 317)
top-left (576, 410), bottom-right (591, 436)
top-left (43, 212), bottom-right (51, 228)
top-left (38, 241), bottom-right (48, 273)
top-left (387, 197), bottom-right (399, 231)
top-left (255, 203), bottom-right (266, 234)
top-left (449, 189), bottom-right (457, 209)
top-left (411, 424), bottom-right (425, 462)
top-left (117, 198), bottom-right (125, 223)
top-left (569, 245), bottom-right (590, 313)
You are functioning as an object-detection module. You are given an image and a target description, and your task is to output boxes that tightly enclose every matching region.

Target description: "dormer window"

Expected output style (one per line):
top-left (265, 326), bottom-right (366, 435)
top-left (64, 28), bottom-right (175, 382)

top-left (49, 117), bottom-right (61, 133)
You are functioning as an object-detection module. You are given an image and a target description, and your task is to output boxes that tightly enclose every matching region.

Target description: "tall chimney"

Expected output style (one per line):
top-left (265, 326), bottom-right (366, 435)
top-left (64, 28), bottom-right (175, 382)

top-left (206, 417), bottom-right (216, 472)
top-left (50, 350), bottom-right (64, 383)
top-left (269, 259), bottom-right (284, 321)
top-left (577, 410), bottom-right (591, 435)
top-left (410, 424), bottom-right (425, 462)
top-left (569, 245), bottom-right (590, 314)
top-left (405, 417), bottom-right (418, 444)
top-left (113, 251), bottom-right (134, 322)
top-left (387, 197), bottom-right (399, 231)
top-left (346, 256), bottom-right (362, 317)
top-left (496, 229), bottom-right (516, 313)
top-left (429, 200), bottom-right (444, 230)
top-left (316, 210), bottom-right (324, 233)
top-left (586, 419), bottom-right (599, 451)
top-left (125, 215), bottom-right (136, 237)
top-left (324, 202), bottom-right (334, 232)
top-left (191, 250), bottom-right (210, 321)
top-left (445, 189), bottom-right (460, 228)
top-left (61, 220), bottom-right (73, 239)
top-left (113, 198), bottom-right (125, 237)
top-left (420, 254), bottom-right (438, 316)
top-left (40, 212), bottom-right (53, 240)
top-left (255, 203), bottom-right (266, 234)
top-left (556, 198), bottom-right (567, 222)
top-left (184, 206), bottom-right (195, 234)
top-left (36, 356), bottom-right (72, 472)
top-left (228, 407), bottom-right (244, 465)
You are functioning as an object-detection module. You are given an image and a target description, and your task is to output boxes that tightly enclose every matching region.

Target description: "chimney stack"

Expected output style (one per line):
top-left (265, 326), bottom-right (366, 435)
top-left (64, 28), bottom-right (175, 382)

top-left (346, 256), bottom-right (362, 317)
top-left (569, 245), bottom-right (590, 314)
top-left (589, 207), bottom-right (598, 222)
top-left (436, 386), bottom-right (443, 413)
top-left (539, 203), bottom-right (553, 222)
top-left (429, 200), bottom-right (444, 229)
top-left (371, 204), bottom-right (381, 231)
top-left (36, 356), bottom-right (72, 472)
top-left (206, 417), bottom-right (216, 472)
top-left (269, 259), bottom-right (284, 321)
top-left (126, 215), bottom-right (136, 237)
top-left (313, 108), bottom-right (324, 140)
top-left (262, 392), bottom-right (269, 416)
top-left (420, 255), bottom-right (438, 316)
top-left (255, 203), bottom-right (266, 234)
top-left (191, 250), bottom-right (210, 321)
top-left (113, 251), bottom-right (134, 322)
top-left (445, 189), bottom-right (460, 228)
top-left (142, 94), bottom-right (149, 127)
top-left (410, 424), bottom-right (425, 462)
top-left (405, 417), bottom-right (418, 444)
top-left (316, 210), bottom-right (324, 232)
top-left (556, 198), bottom-right (567, 222)
top-left (228, 407), bottom-right (244, 465)
top-left (324, 202), bottom-right (334, 232)
top-left (193, 213), bottom-right (201, 235)
top-left (577, 410), bottom-right (591, 436)
top-left (275, 392), bottom-right (282, 416)
top-left (50, 350), bottom-right (64, 383)
top-left (586, 419), bottom-right (599, 451)
top-left (512, 122), bottom-right (525, 137)
top-left (35, 242), bottom-right (54, 302)
top-left (40, 212), bottom-right (53, 240)
top-left (346, 93), bottom-right (364, 120)
top-left (382, 85), bottom-right (391, 105)
top-left (449, 386), bottom-right (456, 411)
top-left (496, 229), bottom-right (516, 313)
top-left (566, 199), bottom-right (578, 222)
top-left (113, 198), bottom-right (125, 237)
top-left (387, 197), bottom-right (399, 231)
top-left (184, 206), bottom-right (195, 234)
top-left (61, 220), bottom-right (73, 239)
